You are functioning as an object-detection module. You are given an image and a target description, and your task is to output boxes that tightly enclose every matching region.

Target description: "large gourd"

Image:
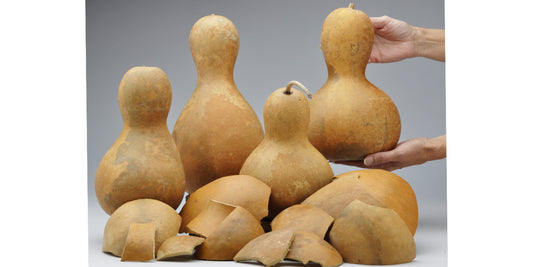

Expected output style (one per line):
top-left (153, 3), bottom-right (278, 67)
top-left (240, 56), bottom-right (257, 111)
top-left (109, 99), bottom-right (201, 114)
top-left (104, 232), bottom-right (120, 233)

top-left (308, 4), bottom-right (401, 161)
top-left (95, 66), bottom-right (186, 215)
top-left (240, 81), bottom-right (334, 218)
top-left (173, 14), bottom-right (264, 193)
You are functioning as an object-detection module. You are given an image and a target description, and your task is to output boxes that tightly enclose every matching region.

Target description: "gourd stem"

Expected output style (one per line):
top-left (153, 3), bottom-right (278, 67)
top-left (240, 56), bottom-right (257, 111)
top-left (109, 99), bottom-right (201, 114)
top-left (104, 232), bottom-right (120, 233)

top-left (285, 81), bottom-right (312, 99)
top-left (349, 3), bottom-right (354, 9)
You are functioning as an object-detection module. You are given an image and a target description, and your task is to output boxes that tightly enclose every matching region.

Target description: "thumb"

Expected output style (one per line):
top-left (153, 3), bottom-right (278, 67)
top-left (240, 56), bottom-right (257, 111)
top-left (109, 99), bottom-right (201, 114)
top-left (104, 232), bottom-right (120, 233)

top-left (370, 16), bottom-right (389, 29)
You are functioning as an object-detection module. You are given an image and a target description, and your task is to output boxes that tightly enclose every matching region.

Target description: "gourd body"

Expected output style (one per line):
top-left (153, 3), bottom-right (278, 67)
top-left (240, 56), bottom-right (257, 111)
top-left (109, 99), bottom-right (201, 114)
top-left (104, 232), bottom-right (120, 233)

top-left (308, 6), bottom-right (401, 161)
top-left (173, 14), bottom-right (263, 193)
top-left (240, 87), bottom-right (334, 218)
top-left (95, 66), bottom-right (186, 215)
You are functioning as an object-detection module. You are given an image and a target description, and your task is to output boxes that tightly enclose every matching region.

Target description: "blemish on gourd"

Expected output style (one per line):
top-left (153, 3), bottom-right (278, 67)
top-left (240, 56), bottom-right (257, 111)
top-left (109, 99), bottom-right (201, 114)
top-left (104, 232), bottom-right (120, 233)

top-left (224, 30), bottom-right (237, 42)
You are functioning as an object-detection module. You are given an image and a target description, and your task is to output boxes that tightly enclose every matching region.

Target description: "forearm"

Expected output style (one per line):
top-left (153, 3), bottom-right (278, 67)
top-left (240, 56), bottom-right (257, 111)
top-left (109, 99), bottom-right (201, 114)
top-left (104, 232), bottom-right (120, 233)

top-left (424, 134), bottom-right (446, 161)
top-left (414, 27), bottom-right (445, 62)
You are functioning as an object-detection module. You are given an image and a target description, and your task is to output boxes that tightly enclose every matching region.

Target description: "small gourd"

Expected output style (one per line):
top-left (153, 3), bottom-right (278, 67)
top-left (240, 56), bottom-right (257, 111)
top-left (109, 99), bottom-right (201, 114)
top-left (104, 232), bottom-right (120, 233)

top-left (172, 14), bottom-right (264, 193)
top-left (308, 3), bottom-right (401, 161)
top-left (240, 81), bottom-right (334, 218)
top-left (95, 66), bottom-right (186, 215)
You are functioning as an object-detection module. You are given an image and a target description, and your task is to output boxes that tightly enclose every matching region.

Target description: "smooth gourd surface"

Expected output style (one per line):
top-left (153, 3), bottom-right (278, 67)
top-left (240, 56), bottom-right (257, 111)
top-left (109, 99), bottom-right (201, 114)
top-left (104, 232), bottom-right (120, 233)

top-left (309, 6), bottom-right (401, 161)
top-left (95, 66), bottom-right (186, 215)
top-left (173, 14), bottom-right (263, 193)
top-left (329, 200), bottom-right (416, 265)
top-left (240, 86), bottom-right (334, 218)
top-left (102, 199), bottom-right (182, 257)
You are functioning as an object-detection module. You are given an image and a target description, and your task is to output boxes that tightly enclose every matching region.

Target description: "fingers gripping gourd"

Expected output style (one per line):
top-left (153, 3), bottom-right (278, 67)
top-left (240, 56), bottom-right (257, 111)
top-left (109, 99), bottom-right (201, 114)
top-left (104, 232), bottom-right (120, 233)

top-left (308, 4), bottom-right (401, 161)
top-left (240, 81), bottom-right (334, 218)
top-left (172, 14), bottom-right (264, 193)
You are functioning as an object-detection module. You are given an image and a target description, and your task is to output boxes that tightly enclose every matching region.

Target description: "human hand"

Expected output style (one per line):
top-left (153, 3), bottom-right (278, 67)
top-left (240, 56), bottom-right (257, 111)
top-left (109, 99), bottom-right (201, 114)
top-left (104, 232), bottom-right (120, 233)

top-left (334, 135), bottom-right (446, 171)
top-left (369, 16), bottom-right (418, 63)
top-left (369, 16), bottom-right (445, 63)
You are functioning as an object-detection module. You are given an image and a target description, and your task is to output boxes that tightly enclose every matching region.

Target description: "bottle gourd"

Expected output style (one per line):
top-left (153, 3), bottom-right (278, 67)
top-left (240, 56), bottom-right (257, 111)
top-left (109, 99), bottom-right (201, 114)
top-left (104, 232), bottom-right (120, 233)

top-left (173, 14), bottom-right (264, 193)
top-left (308, 4), bottom-right (401, 161)
top-left (240, 81), bottom-right (334, 218)
top-left (95, 66), bottom-right (186, 215)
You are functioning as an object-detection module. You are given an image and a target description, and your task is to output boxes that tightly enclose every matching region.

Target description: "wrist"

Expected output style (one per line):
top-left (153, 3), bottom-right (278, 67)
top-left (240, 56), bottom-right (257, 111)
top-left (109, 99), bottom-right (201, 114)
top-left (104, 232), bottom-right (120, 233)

top-left (423, 135), bottom-right (447, 161)
top-left (414, 27), bottom-right (445, 62)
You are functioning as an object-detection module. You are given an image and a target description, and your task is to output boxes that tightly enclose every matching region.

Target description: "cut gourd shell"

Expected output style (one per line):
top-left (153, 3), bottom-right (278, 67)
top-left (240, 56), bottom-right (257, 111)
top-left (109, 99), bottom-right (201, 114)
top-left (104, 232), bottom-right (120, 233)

top-left (185, 199), bottom-right (236, 237)
top-left (234, 229), bottom-right (294, 267)
top-left (102, 199), bottom-right (181, 257)
top-left (344, 169), bottom-right (419, 235)
top-left (156, 235), bottom-right (205, 261)
top-left (192, 201), bottom-right (265, 260)
top-left (302, 169), bottom-right (418, 235)
top-left (271, 204), bottom-right (334, 238)
top-left (179, 174), bottom-right (271, 232)
top-left (285, 231), bottom-right (343, 267)
top-left (120, 222), bottom-right (156, 262)
top-left (329, 199), bottom-right (416, 265)
top-left (302, 172), bottom-right (386, 218)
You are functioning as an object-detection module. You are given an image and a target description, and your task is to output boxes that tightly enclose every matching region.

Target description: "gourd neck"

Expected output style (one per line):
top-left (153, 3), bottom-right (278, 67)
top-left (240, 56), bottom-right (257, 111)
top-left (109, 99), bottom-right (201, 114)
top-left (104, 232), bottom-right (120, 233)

top-left (264, 125), bottom-right (309, 142)
top-left (126, 123), bottom-right (168, 131)
top-left (196, 67), bottom-right (235, 82)
top-left (121, 111), bottom-right (169, 129)
top-left (327, 63), bottom-right (367, 79)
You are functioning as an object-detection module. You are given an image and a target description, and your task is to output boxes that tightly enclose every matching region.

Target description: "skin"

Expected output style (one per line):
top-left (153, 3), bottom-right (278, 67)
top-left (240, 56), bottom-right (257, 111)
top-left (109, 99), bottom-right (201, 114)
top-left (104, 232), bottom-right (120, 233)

top-left (335, 16), bottom-right (446, 171)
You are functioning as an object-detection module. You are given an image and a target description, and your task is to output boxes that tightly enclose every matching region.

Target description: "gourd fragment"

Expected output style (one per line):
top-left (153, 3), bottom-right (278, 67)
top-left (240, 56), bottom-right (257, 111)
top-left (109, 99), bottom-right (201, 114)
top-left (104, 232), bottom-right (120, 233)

top-left (121, 222), bottom-right (156, 262)
top-left (156, 235), bottom-right (205, 261)
top-left (102, 199), bottom-right (181, 257)
top-left (191, 200), bottom-right (265, 260)
top-left (179, 174), bottom-right (270, 232)
top-left (285, 231), bottom-right (342, 267)
top-left (234, 229), bottom-right (294, 267)
top-left (329, 200), bottom-right (416, 265)
top-left (271, 204), bottom-right (334, 238)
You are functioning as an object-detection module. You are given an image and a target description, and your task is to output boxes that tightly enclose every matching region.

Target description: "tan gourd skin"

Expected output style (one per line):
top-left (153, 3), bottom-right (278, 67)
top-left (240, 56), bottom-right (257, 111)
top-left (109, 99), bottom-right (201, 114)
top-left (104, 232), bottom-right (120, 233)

top-left (240, 83), bottom-right (334, 218)
top-left (95, 66), bottom-right (186, 215)
top-left (303, 169), bottom-right (418, 236)
top-left (340, 169), bottom-right (419, 235)
top-left (173, 14), bottom-right (264, 193)
top-left (308, 5), bottom-right (401, 161)
top-left (286, 231), bottom-right (343, 267)
top-left (102, 199), bottom-right (182, 257)
top-left (179, 175), bottom-right (270, 233)
top-left (329, 200), bottom-right (416, 265)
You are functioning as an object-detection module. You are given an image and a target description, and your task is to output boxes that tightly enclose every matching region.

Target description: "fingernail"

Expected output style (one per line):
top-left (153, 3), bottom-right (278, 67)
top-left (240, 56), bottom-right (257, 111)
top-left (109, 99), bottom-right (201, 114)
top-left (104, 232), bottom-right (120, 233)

top-left (364, 157), bottom-right (374, 166)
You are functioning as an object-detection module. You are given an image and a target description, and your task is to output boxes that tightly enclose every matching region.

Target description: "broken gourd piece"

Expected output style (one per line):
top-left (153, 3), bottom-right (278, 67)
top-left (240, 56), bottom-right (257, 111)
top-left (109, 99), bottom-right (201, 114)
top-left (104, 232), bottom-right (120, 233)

top-left (102, 199), bottom-right (181, 257)
top-left (271, 204), bottom-right (334, 238)
top-left (302, 172), bottom-right (386, 219)
top-left (179, 174), bottom-right (270, 232)
top-left (234, 229), bottom-right (294, 267)
top-left (341, 169), bottom-right (419, 235)
top-left (191, 200), bottom-right (265, 260)
top-left (329, 199), bottom-right (416, 265)
top-left (285, 231), bottom-right (343, 267)
top-left (185, 199), bottom-right (236, 237)
top-left (156, 235), bottom-right (205, 261)
top-left (303, 169), bottom-right (418, 235)
top-left (121, 222), bottom-right (156, 262)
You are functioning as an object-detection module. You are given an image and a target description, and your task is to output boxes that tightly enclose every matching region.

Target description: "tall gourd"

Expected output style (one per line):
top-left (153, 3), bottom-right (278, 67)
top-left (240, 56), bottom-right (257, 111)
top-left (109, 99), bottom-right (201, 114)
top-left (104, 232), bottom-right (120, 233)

top-left (240, 81), bottom-right (334, 218)
top-left (308, 4), bottom-right (401, 161)
top-left (95, 66), bottom-right (186, 215)
top-left (173, 14), bottom-right (264, 193)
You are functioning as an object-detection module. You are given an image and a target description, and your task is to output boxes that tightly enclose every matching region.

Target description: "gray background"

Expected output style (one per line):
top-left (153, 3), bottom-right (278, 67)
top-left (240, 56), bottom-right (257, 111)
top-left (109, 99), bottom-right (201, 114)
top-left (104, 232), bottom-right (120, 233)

top-left (87, 0), bottom-right (446, 266)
